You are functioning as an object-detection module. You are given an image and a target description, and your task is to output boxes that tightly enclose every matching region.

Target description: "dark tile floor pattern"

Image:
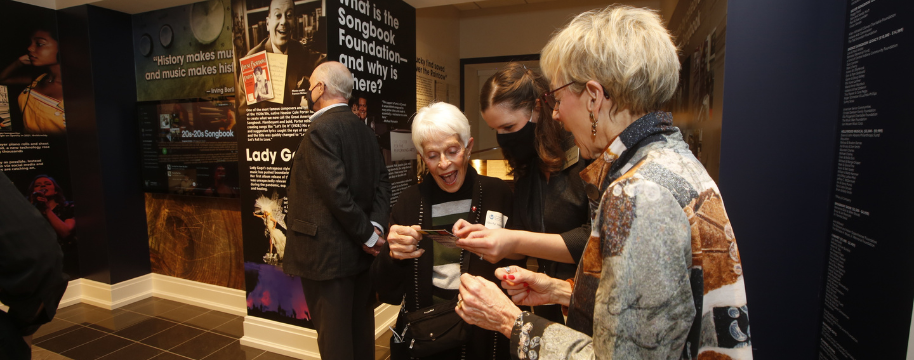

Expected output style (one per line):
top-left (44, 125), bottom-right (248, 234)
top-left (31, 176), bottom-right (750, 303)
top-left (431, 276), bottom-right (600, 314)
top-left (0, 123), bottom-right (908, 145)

top-left (31, 297), bottom-right (394, 360)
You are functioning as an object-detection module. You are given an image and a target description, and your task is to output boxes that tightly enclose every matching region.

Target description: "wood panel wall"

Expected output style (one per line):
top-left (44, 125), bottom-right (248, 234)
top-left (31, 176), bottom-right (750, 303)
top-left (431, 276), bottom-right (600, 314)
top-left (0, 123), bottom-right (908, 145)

top-left (145, 193), bottom-right (244, 290)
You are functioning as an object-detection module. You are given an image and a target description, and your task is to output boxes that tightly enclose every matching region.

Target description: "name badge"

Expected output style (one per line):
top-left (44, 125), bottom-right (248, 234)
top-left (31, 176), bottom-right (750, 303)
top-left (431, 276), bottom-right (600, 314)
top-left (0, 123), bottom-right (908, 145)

top-left (563, 146), bottom-right (580, 170)
top-left (484, 210), bottom-right (508, 229)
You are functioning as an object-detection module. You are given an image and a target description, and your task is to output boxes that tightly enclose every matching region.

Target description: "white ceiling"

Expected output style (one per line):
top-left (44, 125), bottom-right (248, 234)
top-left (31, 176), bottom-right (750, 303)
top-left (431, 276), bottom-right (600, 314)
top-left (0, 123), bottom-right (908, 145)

top-left (15, 0), bottom-right (568, 14)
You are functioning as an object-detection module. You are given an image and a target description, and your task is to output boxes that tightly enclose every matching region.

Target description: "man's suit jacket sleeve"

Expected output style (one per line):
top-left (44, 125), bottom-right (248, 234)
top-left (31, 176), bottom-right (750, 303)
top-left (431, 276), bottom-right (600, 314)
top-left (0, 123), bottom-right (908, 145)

top-left (304, 119), bottom-right (389, 245)
top-left (370, 152), bottom-right (391, 231)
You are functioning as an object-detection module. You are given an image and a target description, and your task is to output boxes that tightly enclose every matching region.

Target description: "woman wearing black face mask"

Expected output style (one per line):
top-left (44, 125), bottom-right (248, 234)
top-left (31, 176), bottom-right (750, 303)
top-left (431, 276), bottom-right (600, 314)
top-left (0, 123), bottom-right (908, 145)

top-left (452, 62), bottom-right (591, 324)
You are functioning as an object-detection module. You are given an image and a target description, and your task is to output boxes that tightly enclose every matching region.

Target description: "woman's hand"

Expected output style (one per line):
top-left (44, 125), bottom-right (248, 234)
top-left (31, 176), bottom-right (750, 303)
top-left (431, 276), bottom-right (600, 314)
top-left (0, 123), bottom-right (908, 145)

top-left (495, 266), bottom-right (572, 307)
top-left (18, 54), bottom-right (31, 66)
top-left (454, 225), bottom-right (522, 263)
top-left (451, 218), bottom-right (486, 237)
top-left (455, 273), bottom-right (521, 338)
top-left (387, 224), bottom-right (424, 260)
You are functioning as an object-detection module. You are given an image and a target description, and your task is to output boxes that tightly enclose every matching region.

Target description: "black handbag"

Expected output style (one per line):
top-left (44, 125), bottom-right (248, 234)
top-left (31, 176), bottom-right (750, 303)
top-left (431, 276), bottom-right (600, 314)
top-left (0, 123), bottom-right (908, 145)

top-left (398, 298), bottom-right (471, 357)
top-left (392, 254), bottom-right (473, 357)
top-left (390, 198), bottom-right (477, 358)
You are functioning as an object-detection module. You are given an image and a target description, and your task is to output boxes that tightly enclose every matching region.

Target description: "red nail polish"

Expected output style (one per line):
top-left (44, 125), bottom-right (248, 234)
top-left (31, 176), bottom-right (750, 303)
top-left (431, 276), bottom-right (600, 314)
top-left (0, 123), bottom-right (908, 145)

top-left (509, 275), bottom-right (515, 280)
top-left (503, 275), bottom-right (507, 280)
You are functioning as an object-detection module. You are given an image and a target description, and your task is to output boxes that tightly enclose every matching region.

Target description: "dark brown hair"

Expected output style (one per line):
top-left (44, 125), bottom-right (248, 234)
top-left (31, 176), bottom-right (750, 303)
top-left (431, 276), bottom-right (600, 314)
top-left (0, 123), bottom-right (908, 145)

top-left (479, 62), bottom-right (565, 177)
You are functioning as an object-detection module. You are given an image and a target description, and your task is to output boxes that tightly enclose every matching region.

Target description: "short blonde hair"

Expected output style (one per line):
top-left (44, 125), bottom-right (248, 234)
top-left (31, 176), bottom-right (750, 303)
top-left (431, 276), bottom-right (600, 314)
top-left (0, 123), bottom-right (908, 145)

top-left (411, 102), bottom-right (471, 155)
top-left (541, 5), bottom-right (679, 114)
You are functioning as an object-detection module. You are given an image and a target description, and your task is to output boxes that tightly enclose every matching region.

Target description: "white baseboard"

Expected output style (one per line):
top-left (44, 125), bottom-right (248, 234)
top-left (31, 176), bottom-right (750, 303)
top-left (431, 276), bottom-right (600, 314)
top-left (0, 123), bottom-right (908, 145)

top-left (242, 316), bottom-right (321, 359)
top-left (374, 303), bottom-right (401, 338)
top-left (150, 274), bottom-right (246, 316)
top-left (241, 303), bottom-right (401, 358)
top-left (79, 274), bottom-right (154, 310)
top-left (48, 274), bottom-right (245, 314)
top-left (58, 279), bottom-right (83, 308)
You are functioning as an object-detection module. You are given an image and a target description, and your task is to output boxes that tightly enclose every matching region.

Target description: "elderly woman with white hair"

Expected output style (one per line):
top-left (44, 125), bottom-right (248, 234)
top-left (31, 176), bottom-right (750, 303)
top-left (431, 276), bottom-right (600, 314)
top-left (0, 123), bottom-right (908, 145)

top-left (454, 5), bottom-right (752, 360)
top-left (371, 102), bottom-right (523, 360)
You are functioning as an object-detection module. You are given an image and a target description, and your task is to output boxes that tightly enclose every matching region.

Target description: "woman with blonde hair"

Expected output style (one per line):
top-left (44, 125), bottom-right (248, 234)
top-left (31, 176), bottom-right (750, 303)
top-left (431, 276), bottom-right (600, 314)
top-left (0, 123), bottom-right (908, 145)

top-left (454, 5), bottom-right (751, 359)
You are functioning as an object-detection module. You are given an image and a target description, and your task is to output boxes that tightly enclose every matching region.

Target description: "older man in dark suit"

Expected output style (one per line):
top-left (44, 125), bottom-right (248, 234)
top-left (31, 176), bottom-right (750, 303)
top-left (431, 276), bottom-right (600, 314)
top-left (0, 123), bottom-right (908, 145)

top-left (284, 61), bottom-right (390, 360)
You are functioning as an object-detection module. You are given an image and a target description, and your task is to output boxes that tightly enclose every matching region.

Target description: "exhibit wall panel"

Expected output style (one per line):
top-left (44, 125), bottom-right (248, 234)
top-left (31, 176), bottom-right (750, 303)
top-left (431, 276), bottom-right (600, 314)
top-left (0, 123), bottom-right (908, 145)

top-left (816, 1), bottom-right (914, 359)
top-left (231, 0), bottom-right (327, 329)
top-left (0, 0), bottom-right (82, 279)
top-left (127, 0), bottom-right (245, 292)
top-left (457, 0), bottom-right (660, 60)
top-left (718, 0), bottom-right (847, 358)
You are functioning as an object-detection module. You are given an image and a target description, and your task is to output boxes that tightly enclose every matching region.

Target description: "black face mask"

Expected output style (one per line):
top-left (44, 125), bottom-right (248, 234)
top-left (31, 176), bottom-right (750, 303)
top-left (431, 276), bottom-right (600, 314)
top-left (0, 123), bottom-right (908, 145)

top-left (497, 120), bottom-right (537, 163)
top-left (303, 84), bottom-right (322, 112)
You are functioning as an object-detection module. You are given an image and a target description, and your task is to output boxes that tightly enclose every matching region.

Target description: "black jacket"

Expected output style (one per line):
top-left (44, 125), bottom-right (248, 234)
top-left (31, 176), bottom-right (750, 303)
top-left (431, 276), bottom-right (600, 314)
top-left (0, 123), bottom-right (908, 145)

top-left (511, 143), bottom-right (591, 324)
top-left (284, 106), bottom-right (391, 281)
top-left (0, 171), bottom-right (67, 341)
top-left (372, 168), bottom-right (522, 360)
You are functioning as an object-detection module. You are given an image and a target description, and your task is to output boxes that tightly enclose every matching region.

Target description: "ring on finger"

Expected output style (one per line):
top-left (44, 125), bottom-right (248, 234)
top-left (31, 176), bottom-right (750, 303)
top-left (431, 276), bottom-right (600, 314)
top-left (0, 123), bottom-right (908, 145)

top-left (457, 299), bottom-right (464, 308)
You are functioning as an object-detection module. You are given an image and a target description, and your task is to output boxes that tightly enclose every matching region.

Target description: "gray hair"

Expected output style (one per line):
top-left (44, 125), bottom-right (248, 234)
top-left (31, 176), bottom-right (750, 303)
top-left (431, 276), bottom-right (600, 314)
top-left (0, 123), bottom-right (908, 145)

top-left (541, 5), bottom-right (679, 114)
top-left (411, 102), bottom-right (471, 155)
top-left (312, 61), bottom-right (353, 100)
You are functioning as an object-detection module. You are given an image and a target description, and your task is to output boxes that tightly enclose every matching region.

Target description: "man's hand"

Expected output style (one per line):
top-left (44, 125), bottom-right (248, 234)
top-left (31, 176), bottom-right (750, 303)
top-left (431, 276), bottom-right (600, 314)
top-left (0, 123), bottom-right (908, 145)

top-left (362, 227), bottom-right (386, 256)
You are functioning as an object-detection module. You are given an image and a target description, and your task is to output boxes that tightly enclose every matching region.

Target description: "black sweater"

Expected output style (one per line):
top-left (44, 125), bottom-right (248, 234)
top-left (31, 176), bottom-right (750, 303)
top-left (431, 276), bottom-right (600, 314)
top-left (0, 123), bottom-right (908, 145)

top-left (371, 168), bottom-right (522, 360)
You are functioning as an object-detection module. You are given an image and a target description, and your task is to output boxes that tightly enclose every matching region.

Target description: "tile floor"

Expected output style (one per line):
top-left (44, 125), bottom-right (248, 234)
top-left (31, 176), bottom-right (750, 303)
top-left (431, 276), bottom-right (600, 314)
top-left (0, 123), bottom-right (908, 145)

top-left (30, 297), bottom-right (393, 360)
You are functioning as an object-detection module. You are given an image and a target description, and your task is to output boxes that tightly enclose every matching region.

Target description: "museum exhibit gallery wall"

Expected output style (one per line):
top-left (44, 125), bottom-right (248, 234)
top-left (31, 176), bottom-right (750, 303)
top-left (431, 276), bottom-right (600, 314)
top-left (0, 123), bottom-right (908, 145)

top-left (0, 0), bottom-right (911, 358)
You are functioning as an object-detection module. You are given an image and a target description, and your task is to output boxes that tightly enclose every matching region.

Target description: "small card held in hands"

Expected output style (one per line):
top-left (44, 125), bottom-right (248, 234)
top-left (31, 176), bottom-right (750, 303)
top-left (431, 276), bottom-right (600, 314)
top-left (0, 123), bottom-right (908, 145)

top-left (417, 229), bottom-right (459, 248)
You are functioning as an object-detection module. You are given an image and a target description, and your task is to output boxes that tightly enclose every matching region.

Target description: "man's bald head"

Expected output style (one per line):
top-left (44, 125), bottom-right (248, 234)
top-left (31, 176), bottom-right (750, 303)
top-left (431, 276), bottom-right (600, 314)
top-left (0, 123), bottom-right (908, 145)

top-left (310, 62), bottom-right (354, 100)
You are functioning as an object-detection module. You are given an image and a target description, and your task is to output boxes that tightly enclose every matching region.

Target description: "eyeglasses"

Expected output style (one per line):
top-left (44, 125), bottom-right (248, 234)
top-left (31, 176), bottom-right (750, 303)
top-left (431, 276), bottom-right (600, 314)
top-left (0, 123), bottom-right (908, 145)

top-left (541, 82), bottom-right (612, 110)
top-left (541, 81), bottom-right (575, 110)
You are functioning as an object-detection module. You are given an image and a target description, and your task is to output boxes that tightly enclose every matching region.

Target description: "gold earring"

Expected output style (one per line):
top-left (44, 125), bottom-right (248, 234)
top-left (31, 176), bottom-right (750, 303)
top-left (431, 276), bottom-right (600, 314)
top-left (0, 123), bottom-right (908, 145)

top-left (590, 112), bottom-right (597, 137)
